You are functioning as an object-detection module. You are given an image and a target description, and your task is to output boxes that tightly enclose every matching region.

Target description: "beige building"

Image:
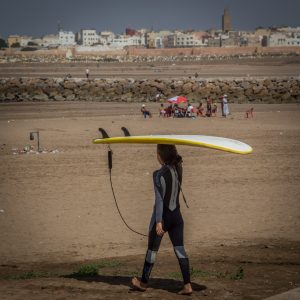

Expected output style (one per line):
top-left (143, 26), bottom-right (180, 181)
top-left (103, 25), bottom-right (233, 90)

top-left (99, 31), bottom-right (115, 45)
top-left (7, 35), bottom-right (21, 47)
top-left (193, 31), bottom-right (209, 47)
top-left (145, 31), bottom-right (171, 48)
top-left (255, 28), bottom-right (271, 37)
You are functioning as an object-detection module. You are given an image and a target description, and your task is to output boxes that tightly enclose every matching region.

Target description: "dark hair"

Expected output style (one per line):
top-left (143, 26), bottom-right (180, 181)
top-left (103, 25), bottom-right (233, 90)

top-left (157, 144), bottom-right (182, 166)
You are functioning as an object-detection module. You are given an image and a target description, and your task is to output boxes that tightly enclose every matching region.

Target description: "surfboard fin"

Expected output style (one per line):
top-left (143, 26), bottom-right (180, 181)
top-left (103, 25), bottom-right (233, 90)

top-left (98, 128), bottom-right (110, 139)
top-left (121, 127), bottom-right (131, 136)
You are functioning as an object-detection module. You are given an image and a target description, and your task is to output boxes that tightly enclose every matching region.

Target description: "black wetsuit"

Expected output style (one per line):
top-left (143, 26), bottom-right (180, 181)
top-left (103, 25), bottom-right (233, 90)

top-left (141, 164), bottom-right (191, 285)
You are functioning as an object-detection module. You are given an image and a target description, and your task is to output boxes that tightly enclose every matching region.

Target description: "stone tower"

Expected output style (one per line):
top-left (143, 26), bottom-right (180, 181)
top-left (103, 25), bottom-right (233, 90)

top-left (222, 8), bottom-right (232, 32)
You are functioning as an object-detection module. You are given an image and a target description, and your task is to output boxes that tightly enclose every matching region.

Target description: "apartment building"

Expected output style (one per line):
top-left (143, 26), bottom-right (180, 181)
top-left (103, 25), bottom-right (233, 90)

top-left (176, 33), bottom-right (194, 47)
top-left (165, 32), bottom-right (195, 48)
top-left (59, 31), bottom-right (76, 45)
top-left (193, 31), bottom-right (209, 47)
top-left (111, 34), bottom-right (145, 48)
top-left (78, 29), bottom-right (99, 46)
top-left (207, 37), bottom-right (221, 47)
top-left (16, 36), bottom-right (33, 47)
top-left (42, 34), bottom-right (60, 47)
top-left (277, 26), bottom-right (300, 35)
top-left (268, 33), bottom-right (300, 46)
top-left (7, 35), bottom-right (21, 47)
top-left (145, 31), bottom-right (172, 48)
top-left (99, 31), bottom-right (115, 45)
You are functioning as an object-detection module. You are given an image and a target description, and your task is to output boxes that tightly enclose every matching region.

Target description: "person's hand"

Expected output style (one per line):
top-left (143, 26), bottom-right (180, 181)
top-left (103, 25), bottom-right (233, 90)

top-left (156, 222), bottom-right (165, 236)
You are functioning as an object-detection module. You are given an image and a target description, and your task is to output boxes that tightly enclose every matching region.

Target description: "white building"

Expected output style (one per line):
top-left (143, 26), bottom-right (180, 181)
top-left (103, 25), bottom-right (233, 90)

top-left (193, 31), bottom-right (209, 47)
top-left (99, 31), bottom-right (115, 45)
top-left (277, 27), bottom-right (300, 35)
top-left (19, 35), bottom-right (33, 47)
top-left (31, 38), bottom-right (44, 47)
top-left (59, 31), bottom-right (75, 45)
top-left (269, 33), bottom-right (300, 46)
top-left (78, 29), bottom-right (99, 46)
top-left (166, 32), bottom-right (195, 48)
top-left (42, 34), bottom-right (59, 47)
top-left (177, 33), bottom-right (194, 47)
top-left (111, 34), bottom-right (145, 48)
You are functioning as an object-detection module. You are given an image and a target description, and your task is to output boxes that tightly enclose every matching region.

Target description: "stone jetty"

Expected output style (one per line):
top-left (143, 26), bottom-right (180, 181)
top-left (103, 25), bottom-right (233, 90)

top-left (0, 77), bottom-right (299, 103)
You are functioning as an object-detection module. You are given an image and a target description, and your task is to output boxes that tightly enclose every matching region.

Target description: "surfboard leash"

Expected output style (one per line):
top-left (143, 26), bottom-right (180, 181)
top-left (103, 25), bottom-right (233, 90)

top-left (178, 182), bottom-right (189, 209)
top-left (172, 165), bottom-right (189, 209)
top-left (101, 127), bottom-right (188, 237)
top-left (107, 145), bottom-right (148, 238)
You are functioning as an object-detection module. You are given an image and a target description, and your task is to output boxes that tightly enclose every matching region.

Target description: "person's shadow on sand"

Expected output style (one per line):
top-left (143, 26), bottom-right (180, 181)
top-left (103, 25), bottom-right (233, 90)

top-left (64, 274), bottom-right (206, 294)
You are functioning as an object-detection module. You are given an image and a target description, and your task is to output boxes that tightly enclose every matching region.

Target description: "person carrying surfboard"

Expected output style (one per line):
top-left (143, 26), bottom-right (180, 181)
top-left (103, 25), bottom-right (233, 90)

top-left (132, 144), bottom-right (193, 295)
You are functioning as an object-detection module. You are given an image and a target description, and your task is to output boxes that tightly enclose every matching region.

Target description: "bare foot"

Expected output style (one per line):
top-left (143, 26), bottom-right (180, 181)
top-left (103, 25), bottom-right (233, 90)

top-left (177, 283), bottom-right (193, 295)
top-left (131, 277), bottom-right (147, 292)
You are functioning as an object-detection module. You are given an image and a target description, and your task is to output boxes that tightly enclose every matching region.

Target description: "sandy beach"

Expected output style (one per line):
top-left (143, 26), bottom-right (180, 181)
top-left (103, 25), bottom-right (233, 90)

top-left (0, 101), bottom-right (299, 299)
top-left (1, 56), bottom-right (300, 79)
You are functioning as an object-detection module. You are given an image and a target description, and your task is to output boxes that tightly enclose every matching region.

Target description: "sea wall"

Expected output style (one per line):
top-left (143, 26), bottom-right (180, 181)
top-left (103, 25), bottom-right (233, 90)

top-left (1, 46), bottom-right (300, 63)
top-left (0, 77), bottom-right (299, 103)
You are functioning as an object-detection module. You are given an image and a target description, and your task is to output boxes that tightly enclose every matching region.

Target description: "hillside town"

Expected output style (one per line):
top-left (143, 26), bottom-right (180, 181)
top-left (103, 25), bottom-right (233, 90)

top-left (1, 9), bottom-right (300, 52)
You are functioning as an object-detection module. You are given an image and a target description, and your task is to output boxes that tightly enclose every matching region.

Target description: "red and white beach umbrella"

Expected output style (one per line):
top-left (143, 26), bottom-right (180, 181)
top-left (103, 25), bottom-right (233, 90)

top-left (167, 96), bottom-right (188, 104)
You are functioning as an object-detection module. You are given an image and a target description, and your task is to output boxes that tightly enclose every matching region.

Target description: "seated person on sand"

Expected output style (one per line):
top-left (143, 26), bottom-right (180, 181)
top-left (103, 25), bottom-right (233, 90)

top-left (212, 101), bottom-right (218, 117)
top-left (141, 104), bottom-right (152, 118)
top-left (197, 102), bottom-right (205, 116)
top-left (174, 105), bottom-right (186, 118)
top-left (186, 103), bottom-right (195, 118)
top-left (206, 97), bottom-right (212, 117)
top-left (159, 103), bottom-right (166, 117)
top-left (165, 105), bottom-right (173, 117)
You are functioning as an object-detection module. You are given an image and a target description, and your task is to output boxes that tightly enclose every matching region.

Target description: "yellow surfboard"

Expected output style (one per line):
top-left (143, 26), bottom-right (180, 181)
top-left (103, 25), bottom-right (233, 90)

top-left (93, 134), bottom-right (253, 154)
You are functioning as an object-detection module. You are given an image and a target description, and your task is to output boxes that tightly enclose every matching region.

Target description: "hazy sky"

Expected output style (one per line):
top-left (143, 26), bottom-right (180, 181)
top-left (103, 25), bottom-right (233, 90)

top-left (0, 0), bottom-right (299, 38)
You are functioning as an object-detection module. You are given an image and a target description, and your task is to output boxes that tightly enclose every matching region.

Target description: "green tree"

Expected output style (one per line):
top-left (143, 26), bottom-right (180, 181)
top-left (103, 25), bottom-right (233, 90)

top-left (11, 42), bottom-right (21, 48)
top-left (0, 38), bottom-right (8, 49)
top-left (28, 41), bottom-right (38, 46)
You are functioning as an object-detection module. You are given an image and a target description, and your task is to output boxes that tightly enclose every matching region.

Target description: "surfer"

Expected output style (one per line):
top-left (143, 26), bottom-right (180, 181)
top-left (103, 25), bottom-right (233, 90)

top-left (132, 144), bottom-right (192, 295)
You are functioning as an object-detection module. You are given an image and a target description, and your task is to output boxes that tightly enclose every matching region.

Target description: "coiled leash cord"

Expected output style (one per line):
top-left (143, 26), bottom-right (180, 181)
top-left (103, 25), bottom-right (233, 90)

top-left (107, 147), bottom-right (148, 237)
top-left (107, 147), bottom-right (189, 238)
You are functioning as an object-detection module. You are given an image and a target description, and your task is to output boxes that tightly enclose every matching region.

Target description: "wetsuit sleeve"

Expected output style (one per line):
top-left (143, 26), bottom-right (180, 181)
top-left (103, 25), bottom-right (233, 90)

top-left (153, 171), bottom-right (166, 223)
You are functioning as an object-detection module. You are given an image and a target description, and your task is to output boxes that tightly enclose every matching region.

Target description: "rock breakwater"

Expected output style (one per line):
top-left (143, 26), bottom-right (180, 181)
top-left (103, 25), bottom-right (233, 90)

top-left (0, 77), bottom-right (299, 103)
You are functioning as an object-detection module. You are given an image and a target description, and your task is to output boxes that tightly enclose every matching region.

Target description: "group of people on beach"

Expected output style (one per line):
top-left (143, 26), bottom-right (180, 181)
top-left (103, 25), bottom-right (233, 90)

top-left (141, 94), bottom-right (230, 118)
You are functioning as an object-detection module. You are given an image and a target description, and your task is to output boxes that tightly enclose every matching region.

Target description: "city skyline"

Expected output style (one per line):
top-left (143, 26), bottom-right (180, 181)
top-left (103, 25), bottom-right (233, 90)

top-left (1, 0), bottom-right (300, 38)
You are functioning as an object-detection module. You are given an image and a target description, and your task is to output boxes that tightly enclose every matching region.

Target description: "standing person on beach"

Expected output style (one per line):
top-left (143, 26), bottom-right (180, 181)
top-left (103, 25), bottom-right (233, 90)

top-left (85, 68), bottom-right (90, 79)
top-left (141, 104), bottom-right (152, 118)
top-left (212, 100), bottom-right (218, 117)
top-left (222, 94), bottom-right (229, 117)
top-left (206, 97), bottom-right (212, 117)
top-left (132, 144), bottom-right (192, 296)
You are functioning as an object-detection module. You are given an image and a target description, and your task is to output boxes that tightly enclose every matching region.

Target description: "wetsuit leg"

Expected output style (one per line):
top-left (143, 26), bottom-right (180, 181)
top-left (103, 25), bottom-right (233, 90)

top-left (168, 215), bottom-right (191, 284)
top-left (141, 224), bottom-right (163, 284)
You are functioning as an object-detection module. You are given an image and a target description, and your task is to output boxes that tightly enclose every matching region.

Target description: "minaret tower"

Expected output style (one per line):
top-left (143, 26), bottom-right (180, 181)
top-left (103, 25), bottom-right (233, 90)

top-left (222, 8), bottom-right (232, 32)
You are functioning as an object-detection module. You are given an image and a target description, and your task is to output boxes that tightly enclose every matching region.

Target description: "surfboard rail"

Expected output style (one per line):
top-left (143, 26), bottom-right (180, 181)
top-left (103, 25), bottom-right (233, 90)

top-left (93, 134), bottom-right (253, 155)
